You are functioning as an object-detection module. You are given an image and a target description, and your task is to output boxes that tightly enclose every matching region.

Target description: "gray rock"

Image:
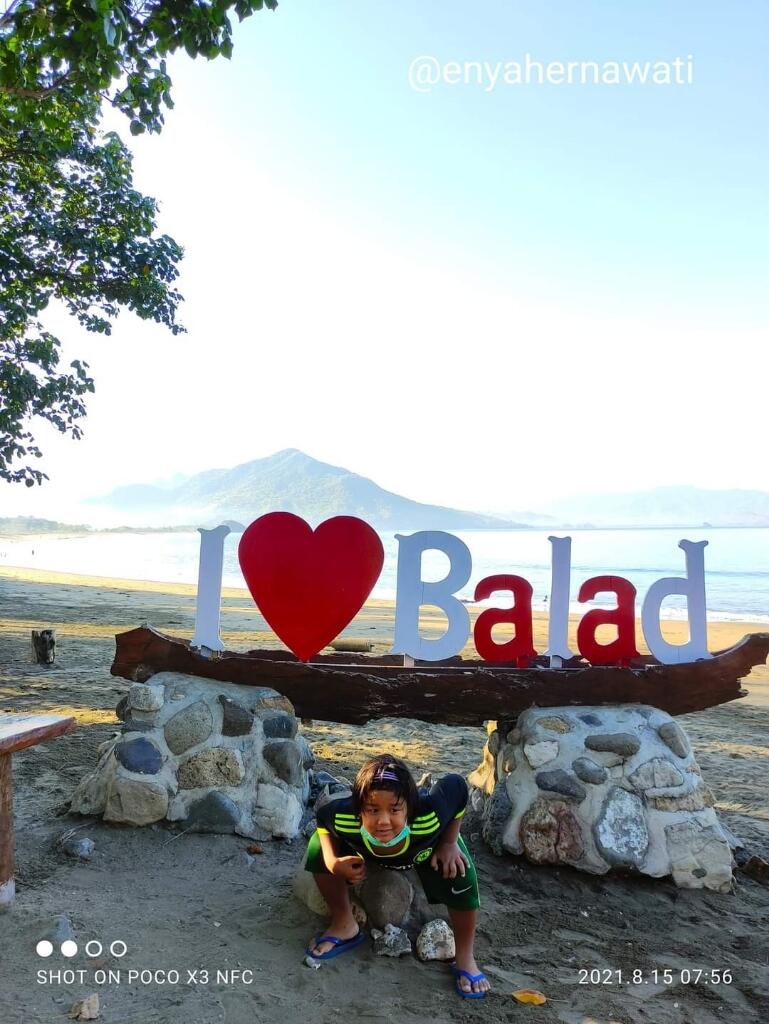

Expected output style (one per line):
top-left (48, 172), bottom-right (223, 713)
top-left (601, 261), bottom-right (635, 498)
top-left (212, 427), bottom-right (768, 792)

top-left (114, 737), bottom-right (163, 775)
top-left (295, 733), bottom-right (315, 768)
top-left (260, 710), bottom-right (298, 740)
top-left (658, 721), bottom-right (690, 759)
top-left (115, 695), bottom-right (129, 722)
top-left (594, 787), bottom-right (649, 867)
top-left (535, 769), bottom-right (587, 802)
top-left (217, 695), bottom-right (254, 737)
top-left (121, 717), bottom-right (156, 734)
top-left (416, 919), bottom-right (455, 961)
top-left (585, 733), bottom-right (641, 758)
top-left (104, 777), bottom-right (169, 825)
top-left (487, 729), bottom-right (500, 756)
top-left (358, 868), bottom-right (413, 928)
top-left (62, 837), bottom-right (95, 860)
top-left (665, 819), bottom-right (732, 892)
top-left (129, 683), bottom-right (165, 712)
top-left (42, 915), bottom-right (75, 945)
top-left (481, 779), bottom-right (513, 856)
top-left (572, 757), bottom-right (608, 785)
top-left (164, 700), bottom-right (214, 755)
top-left (371, 923), bottom-right (412, 957)
top-left (178, 747), bottom-right (244, 789)
top-left (629, 758), bottom-right (685, 792)
top-left (263, 739), bottom-right (303, 786)
top-left (184, 791), bottom-right (241, 833)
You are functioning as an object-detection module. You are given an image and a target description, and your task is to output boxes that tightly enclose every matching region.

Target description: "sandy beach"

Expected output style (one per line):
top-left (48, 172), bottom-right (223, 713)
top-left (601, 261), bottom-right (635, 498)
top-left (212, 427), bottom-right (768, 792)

top-left (0, 565), bottom-right (767, 1024)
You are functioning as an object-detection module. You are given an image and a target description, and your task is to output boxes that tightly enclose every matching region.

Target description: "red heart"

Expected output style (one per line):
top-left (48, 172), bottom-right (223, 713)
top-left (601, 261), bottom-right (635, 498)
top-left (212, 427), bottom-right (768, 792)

top-left (238, 512), bottom-right (384, 661)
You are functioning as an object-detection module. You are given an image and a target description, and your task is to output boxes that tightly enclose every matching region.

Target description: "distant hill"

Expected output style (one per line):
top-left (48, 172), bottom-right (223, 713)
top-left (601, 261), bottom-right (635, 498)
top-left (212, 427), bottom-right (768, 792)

top-left (544, 486), bottom-right (769, 528)
top-left (0, 516), bottom-right (90, 537)
top-left (89, 449), bottom-right (528, 530)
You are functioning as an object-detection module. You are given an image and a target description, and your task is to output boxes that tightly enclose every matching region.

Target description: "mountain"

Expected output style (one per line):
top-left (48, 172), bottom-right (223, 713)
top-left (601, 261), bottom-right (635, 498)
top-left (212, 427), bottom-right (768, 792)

top-left (89, 449), bottom-right (528, 530)
top-left (543, 486), bottom-right (769, 528)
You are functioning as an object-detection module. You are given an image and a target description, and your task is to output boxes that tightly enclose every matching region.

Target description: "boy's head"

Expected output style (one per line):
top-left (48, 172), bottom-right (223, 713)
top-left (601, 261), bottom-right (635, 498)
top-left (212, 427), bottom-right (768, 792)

top-left (352, 755), bottom-right (419, 840)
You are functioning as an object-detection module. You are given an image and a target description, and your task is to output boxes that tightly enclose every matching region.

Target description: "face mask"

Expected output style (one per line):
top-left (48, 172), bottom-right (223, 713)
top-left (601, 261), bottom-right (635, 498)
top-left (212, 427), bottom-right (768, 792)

top-left (361, 824), bottom-right (411, 848)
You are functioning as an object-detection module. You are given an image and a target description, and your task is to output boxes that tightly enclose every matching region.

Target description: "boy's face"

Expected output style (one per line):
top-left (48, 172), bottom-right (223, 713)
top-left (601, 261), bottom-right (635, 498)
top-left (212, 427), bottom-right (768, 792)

top-left (360, 787), bottom-right (408, 842)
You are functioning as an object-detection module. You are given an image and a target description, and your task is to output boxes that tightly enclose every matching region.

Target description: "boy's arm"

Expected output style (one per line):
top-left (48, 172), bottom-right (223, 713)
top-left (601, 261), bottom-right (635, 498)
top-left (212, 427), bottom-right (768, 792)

top-left (317, 830), bottom-right (366, 881)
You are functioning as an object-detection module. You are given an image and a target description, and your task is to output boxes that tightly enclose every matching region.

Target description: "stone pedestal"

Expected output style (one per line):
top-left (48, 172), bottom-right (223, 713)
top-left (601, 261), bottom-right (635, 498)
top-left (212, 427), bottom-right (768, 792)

top-left (70, 672), bottom-right (313, 839)
top-left (469, 705), bottom-right (733, 893)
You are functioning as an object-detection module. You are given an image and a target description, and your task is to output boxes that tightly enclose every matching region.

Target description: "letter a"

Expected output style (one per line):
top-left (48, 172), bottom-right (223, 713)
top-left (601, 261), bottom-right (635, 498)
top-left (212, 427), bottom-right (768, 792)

top-left (473, 575), bottom-right (536, 665)
top-left (576, 575), bottom-right (640, 665)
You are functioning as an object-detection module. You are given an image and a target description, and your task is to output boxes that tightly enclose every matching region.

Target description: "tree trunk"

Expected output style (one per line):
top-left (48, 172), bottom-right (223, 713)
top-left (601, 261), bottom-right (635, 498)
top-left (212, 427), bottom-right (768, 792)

top-left (30, 629), bottom-right (55, 664)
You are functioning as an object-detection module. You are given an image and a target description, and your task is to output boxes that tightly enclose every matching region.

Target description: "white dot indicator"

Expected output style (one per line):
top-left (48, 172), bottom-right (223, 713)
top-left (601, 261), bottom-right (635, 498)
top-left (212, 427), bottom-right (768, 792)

top-left (36, 941), bottom-right (54, 958)
top-left (85, 940), bottom-right (103, 958)
top-left (110, 940), bottom-right (127, 958)
top-left (61, 940), bottom-right (78, 957)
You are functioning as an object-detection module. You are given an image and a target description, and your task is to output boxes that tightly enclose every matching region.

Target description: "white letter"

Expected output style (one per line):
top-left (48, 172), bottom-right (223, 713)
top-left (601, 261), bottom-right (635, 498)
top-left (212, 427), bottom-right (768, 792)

top-left (391, 531), bottom-right (471, 661)
top-left (483, 61), bottom-right (501, 92)
top-left (192, 524), bottom-right (231, 652)
top-left (641, 540), bottom-right (712, 664)
top-left (544, 536), bottom-right (573, 662)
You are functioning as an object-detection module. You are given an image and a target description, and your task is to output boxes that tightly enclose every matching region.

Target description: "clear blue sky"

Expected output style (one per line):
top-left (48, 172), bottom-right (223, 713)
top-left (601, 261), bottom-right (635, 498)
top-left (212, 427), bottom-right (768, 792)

top-left (8, 0), bottom-right (769, 523)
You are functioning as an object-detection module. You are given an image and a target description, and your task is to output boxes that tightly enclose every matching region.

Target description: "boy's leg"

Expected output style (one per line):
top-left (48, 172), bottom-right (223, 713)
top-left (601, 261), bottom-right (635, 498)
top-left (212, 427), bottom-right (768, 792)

top-left (447, 908), bottom-right (491, 995)
top-left (304, 830), bottom-right (359, 957)
top-left (415, 836), bottom-right (490, 996)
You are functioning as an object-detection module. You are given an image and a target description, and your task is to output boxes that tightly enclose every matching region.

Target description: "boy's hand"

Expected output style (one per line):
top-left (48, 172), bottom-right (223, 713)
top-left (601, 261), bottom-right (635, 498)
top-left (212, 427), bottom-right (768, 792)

top-left (330, 855), bottom-right (367, 883)
top-left (430, 841), bottom-right (467, 879)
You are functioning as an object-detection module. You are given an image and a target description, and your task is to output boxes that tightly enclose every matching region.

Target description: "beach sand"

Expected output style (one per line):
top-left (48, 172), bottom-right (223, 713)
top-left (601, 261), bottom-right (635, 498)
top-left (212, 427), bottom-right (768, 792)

top-left (0, 565), bottom-right (767, 1024)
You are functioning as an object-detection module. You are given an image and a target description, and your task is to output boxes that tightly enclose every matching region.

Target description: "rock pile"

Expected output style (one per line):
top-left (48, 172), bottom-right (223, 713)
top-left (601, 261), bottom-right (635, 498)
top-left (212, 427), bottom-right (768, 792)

top-left (469, 704), bottom-right (733, 892)
top-left (70, 672), bottom-right (313, 839)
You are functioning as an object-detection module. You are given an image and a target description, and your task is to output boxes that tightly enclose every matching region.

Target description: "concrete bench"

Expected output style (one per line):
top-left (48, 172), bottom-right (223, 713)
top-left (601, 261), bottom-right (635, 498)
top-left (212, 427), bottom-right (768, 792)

top-left (0, 713), bottom-right (76, 908)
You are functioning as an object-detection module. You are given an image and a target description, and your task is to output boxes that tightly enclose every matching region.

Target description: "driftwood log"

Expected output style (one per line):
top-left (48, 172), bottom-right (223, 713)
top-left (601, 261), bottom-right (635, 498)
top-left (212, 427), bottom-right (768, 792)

top-left (111, 625), bottom-right (769, 727)
top-left (30, 629), bottom-right (56, 665)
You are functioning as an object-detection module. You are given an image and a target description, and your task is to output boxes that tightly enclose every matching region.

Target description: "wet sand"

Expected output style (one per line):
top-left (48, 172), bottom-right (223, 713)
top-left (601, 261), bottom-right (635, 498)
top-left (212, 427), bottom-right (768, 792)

top-left (0, 566), bottom-right (767, 1024)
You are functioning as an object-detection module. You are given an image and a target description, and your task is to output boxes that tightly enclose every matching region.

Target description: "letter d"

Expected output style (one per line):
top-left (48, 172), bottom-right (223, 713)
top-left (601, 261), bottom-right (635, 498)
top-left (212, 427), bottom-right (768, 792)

top-left (391, 531), bottom-right (471, 661)
top-left (641, 540), bottom-right (712, 664)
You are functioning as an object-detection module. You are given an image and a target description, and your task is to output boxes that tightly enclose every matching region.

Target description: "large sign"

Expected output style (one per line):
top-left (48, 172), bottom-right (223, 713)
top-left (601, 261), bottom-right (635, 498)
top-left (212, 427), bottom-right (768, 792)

top-left (192, 514), bottom-right (711, 666)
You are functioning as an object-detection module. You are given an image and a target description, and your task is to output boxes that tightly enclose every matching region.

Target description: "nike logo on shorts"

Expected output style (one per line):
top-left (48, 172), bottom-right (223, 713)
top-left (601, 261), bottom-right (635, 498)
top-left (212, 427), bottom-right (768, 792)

top-left (451, 884), bottom-right (472, 894)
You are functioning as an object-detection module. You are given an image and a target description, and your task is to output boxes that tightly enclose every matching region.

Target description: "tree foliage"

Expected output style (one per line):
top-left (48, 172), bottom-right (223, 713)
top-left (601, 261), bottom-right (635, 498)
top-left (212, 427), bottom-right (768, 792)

top-left (0, 0), bottom-right (277, 484)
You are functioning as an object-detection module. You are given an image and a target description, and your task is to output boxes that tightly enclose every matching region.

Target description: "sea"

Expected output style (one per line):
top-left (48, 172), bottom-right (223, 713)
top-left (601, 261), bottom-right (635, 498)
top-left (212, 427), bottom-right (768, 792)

top-left (1, 526), bottom-right (768, 622)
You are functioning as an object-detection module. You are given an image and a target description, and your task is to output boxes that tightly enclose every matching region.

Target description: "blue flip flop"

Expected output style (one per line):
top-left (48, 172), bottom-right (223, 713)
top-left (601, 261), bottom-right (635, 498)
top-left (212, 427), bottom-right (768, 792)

top-left (305, 929), bottom-right (367, 962)
top-left (450, 964), bottom-right (489, 999)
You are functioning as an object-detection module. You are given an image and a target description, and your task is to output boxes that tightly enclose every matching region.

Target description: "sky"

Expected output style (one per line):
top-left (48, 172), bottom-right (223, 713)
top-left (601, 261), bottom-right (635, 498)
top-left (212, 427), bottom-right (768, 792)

top-left (4, 0), bottom-right (769, 524)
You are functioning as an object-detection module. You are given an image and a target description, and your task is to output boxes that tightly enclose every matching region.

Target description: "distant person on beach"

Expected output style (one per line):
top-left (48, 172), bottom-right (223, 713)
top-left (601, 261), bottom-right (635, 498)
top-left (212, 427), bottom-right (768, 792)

top-left (303, 753), bottom-right (490, 999)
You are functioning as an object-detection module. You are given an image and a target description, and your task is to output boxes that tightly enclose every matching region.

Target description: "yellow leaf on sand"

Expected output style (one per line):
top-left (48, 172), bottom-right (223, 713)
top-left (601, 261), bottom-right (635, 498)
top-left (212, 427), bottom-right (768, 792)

top-left (512, 989), bottom-right (547, 1005)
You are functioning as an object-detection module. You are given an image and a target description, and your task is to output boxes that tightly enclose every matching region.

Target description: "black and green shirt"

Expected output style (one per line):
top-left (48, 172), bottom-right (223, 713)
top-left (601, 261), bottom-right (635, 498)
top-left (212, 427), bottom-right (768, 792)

top-left (315, 773), bottom-right (468, 870)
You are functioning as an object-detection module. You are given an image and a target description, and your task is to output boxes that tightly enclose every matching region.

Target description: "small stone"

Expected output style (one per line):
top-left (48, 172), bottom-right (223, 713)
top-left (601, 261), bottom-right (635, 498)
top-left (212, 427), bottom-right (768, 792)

top-left (523, 740), bottom-right (559, 768)
top-left (487, 730), bottom-right (500, 756)
top-left (594, 787), bottom-right (649, 868)
top-left (42, 915), bottom-right (75, 945)
top-left (178, 747), bottom-right (244, 789)
top-left (535, 769), bottom-right (587, 802)
top-left (185, 791), bottom-right (241, 833)
top-left (259, 710), bottom-right (298, 739)
top-left (629, 758), bottom-right (685, 792)
top-left (585, 733), bottom-right (641, 758)
top-left (572, 758), bottom-right (608, 785)
top-left (128, 683), bottom-right (165, 712)
top-left (115, 695), bottom-right (129, 722)
top-left (358, 868), bottom-right (413, 928)
top-left (579, 713), bottom-right (602, 726)
top-left (263, 739), bottom-right (303, 786)
top-left (164, 701), bottom-right (214, 755)
top-left (114, 737), bottom-right (163, 775)
top-left (62, 837), bottom-right (95, 860)
top-left (217, 696), bottom-right (254, 736)
top-left (295, 733), bottom-right (315, 767)
top-left (649, 788), bottom-right (713, 812)
top-left (742, 856), bottom-right (769, 885)
top-left (69, 993), bottom-right (99, 1020)
top-left (416, 919), bottom-right (455, 961)
top-left (372, 923), bottom-right (412, 957)
top-left (658, 721), bottom-right (691, 759)
top-left (507, 727), bottom-right (521, 744)
top-left (498, 743), bottom-right (517, 774)
top-left (536, 716), bottom-right (571, 734)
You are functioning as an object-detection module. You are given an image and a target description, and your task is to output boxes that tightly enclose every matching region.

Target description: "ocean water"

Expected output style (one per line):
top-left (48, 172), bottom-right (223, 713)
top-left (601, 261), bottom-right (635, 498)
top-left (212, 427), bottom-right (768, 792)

top-left (2, 526), bottom-right (768, 622)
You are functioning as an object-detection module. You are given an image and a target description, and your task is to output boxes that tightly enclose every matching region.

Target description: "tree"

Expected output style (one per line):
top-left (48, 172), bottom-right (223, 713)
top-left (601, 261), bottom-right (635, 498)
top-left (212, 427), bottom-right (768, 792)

top-left (0, 0), bottom-right (277, 484)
